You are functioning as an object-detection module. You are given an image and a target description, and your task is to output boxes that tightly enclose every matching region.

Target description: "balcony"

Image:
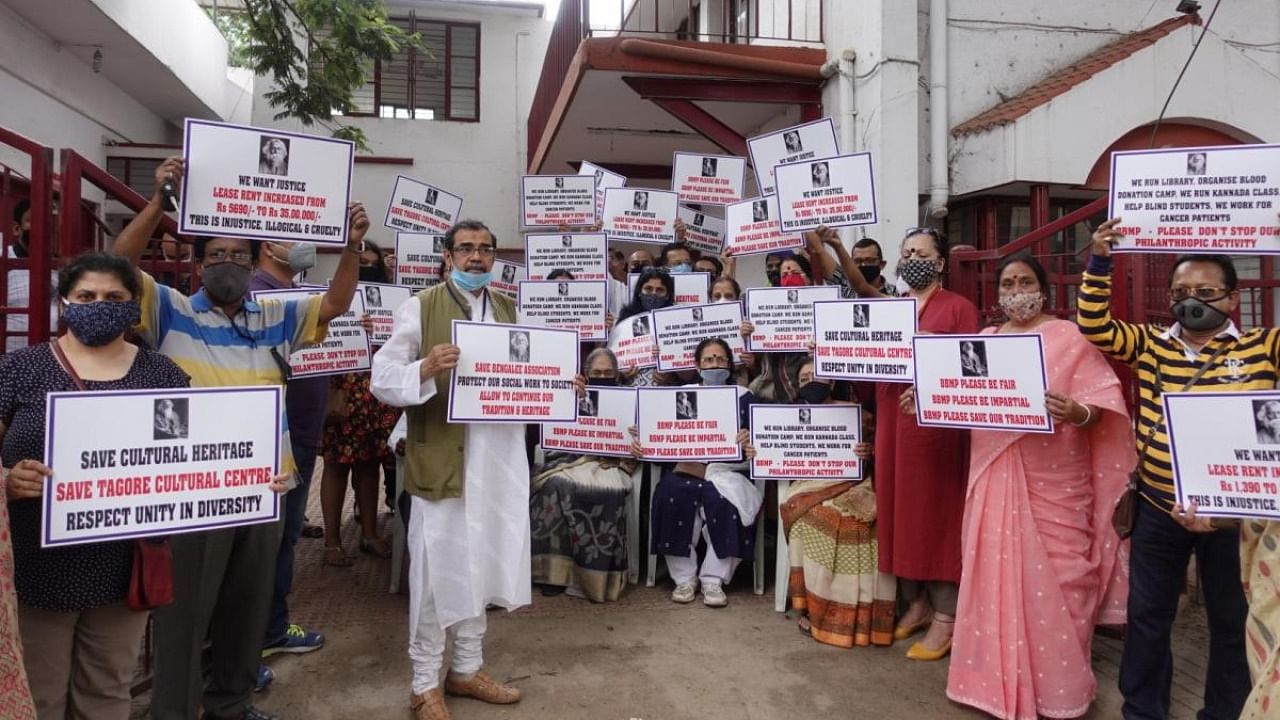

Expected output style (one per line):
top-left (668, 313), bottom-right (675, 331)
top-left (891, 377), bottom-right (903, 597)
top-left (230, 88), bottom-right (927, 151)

top-left (528, 0), bottom-right (825, 180)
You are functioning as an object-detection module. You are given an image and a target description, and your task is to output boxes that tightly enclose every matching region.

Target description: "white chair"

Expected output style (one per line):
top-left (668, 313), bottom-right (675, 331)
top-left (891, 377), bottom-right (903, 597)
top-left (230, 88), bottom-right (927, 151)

top-left (626, 463), bottom-right (644, 585)
top-left (774, 480), bottom-right (791, 612)
top-left (389, 456), bottom-right (406, 594)
top-left (645, 464), bottom-right (662, 587)
top-left (752, 477), bottom-right (767, 595)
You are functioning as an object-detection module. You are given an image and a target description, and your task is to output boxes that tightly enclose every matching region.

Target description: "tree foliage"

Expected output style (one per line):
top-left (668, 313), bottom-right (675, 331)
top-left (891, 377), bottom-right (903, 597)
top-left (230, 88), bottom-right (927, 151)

top-left (223, 0), bottom-right (420, 151)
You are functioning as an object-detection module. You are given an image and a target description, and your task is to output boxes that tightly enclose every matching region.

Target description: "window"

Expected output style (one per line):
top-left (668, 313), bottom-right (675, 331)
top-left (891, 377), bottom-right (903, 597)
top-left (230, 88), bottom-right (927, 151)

top-left (319, 14), bottom-right (479, 122)
top-left (106, 157), bottom-right (163, 198)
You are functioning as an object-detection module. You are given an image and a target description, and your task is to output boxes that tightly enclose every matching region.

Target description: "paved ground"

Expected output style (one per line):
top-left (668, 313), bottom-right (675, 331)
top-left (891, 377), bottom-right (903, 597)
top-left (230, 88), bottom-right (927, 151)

top-left (133, 475), bottom-right (1215, 719)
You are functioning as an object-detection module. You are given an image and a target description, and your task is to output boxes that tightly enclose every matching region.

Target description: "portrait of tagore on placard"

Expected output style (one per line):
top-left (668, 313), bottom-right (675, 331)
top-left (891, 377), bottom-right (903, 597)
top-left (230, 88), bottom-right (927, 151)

top-left (258, 135), bottom-right (290, 176)
top-left (509, 330), bottom-right (531, 363)
top-left (154, 398), bottom-right (189, 441)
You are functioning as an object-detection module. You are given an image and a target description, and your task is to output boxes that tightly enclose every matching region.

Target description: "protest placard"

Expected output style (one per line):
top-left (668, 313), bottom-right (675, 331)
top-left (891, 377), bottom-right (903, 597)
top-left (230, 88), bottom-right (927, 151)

top-left (672, 152), bottom-right (746, 205)
top-left (491, 260), bottom-right (526, 298)
top-left (1109, 144), bottom-right (1280, 254)
top-left (517, 280), bottom-right (608, 342)
top-left (627, 271), bottom-right (710, 306)
top-left (580, 161), bottom-right (627, 221)
top-left (813, 298), bottom-right (917, 382)
top-left (913, 333), bottom-right (1052, 433)
top-left (41, 386), bottom-right (281, 547)
top-left (541, 386), bottom-right (637, 458)
top-left (356, 282), bottom-right (414, 345)
top-left (522, 175), bottom-right (596, 228)
top-left (602, 188), bottom-right (678, 244)
top-left (1165, 390), bottom-right (1280, 520)
top-left (774, 153), bottom-right (878, 232)
top-left (606, 314), bottom-right (657, 371)
top-left (525, 232), bottom-right (608, 281)
top-left (724, 195), bottom-right (804, 256)
top-left (749, 404), bottom-right (861, 481)
top-left (394, 232), bottom-right (444, 289)
top-left (745, 286), bottom-right (840, 352)
top-left (180, 119), bottom-right (353, 245)
top-left (636, 386), bottom-right (742, 462)
top-left (383, 175), bottom-right (463, 235)
top-left (448, 321), bottom-right (579, 422)
top-left (747, 118), bottom-right (840, 196)
top-left (651, 302), bottom-right (746, 372)
top-left (677, 206), bottom-right (726, 256)
top-left (250, 289), bottom-right (370, 376)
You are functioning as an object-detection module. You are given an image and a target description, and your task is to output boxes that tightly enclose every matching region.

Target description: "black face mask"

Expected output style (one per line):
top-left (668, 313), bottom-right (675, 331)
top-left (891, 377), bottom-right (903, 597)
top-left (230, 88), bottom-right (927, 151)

top-left (587, 377), bottom-right (618, 387)
top-left (12, 230), bottom-right (29, 258)
top-left (1171, 296), bottom-right (1230, 332)
top-left (796, 381), bottom-right (832, 405)
top-left (359, 266), bottom-right (387, 283)
top-left (857, 264), bottom-right (881, 283)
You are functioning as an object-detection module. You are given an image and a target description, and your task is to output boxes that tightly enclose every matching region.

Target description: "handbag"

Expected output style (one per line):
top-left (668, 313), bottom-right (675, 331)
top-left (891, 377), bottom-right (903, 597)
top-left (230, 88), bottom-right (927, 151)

top-left (49, 340), bottom-right (175, 611)
top-left (1112, 340), bottom-right (1233, 539)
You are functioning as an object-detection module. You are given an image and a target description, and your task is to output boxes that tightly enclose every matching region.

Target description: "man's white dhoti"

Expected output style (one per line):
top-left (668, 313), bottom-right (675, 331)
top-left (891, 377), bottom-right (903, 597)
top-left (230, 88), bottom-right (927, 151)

top-left (372, 288), bottom-right (531, 693)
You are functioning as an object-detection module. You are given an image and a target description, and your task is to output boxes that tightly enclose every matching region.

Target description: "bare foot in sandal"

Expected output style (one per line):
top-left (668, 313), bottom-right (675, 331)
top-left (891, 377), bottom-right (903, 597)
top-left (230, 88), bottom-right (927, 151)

top-left (323, 546), bottom-right (353, 567)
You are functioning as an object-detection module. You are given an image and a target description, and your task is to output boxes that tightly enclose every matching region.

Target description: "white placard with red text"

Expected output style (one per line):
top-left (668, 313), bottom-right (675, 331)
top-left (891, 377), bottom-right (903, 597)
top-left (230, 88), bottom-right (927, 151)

top-left (636, 386), bottom-right (742, 462)
top-left (524, 233), bottom-right (608, 281)
top-left (724, 195), bottom-right (804, 256)
top-left (42, 386), bottom-right (282, 547)
top-left (447, 321), bottom-right (579, 423)
top-left (746, 286), bottom-right (840, 352)
top-left (250, 288), bottom-right (370, 377)
top-left (490, 260), bottom-right (526, 298)
top-left (627, 271), bottom-right (710, 306)
top-left (1108, 144), bottom-right (1280, 254)
top-left (517, 280), bottom-right (608, 342)
top-left (749, 404), bottom-right (861, 481)
top-left (579, 161), bottom-right (627, 221)
top-left (602, 188), bottom-right (678, 244)
top-left (747, 118), bottom-right (840, 196)
top-left (179, 119), bottom-right (353, 245)
top-left (651, 302), bottom-right (746, 372)
top-left (394, 232), bottom-right (444, 289)
top-left (672, 152), bottom-right (746, 205)
top-left (1165, 390), bottom-right (1280, 520)
top-left (774, 153), bottom-right (878, 232)
top-left (813, 298), bottom-right (917, 382)
top-left (607, 313), bottom-right (658, 371)
top-left (356, 282), bottom-right (414, 345)
top-left (541, 386), bottom-right (637, 458)
top-left (521, 175), bottom-right (596, 228)
top-left (913, 333), bottom-right (1052, 434)
top-left (677, 206), bottom-right (726, 256)
top-left (383, 175), bottom-right (463, 235)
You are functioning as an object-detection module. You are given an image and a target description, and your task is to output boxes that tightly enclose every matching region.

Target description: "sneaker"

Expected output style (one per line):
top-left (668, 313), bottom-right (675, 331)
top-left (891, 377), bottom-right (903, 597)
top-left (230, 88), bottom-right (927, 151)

top-left (702, 581), bottom-right (728, 608)
top-left (262, 623), bottom-right (325, 657)
top-left (671, 579), bottom-right (698, 603)
top-left (253, 664), bottom-right (274, 693)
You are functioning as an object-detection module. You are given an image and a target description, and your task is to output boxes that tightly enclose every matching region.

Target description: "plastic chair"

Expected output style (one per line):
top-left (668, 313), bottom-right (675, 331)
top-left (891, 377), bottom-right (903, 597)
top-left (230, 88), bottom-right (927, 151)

top-left (774, 479), bottom-right (791, 612)
top-left (627, 463), bottom-right (644, 585)
top-left (753, 477), bottom-right (766, 595)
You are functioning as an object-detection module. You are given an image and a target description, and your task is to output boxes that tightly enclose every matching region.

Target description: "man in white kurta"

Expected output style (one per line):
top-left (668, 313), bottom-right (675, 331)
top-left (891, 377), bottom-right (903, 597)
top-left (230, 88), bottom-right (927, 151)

top-left (371, 221), bottom-right (528, 720)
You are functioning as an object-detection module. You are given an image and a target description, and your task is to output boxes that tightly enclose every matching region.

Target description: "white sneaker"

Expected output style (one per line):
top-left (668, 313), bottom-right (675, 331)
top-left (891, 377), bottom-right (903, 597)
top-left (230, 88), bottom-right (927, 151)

top-left (671, 580), bottom-right (698, 603)
top-left (702, 581), bottom-right (727, 608)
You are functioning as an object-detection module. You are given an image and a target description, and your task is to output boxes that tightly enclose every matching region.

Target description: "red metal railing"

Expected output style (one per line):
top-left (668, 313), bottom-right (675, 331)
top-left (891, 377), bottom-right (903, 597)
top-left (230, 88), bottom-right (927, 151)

top-left (0, 127), bottom-right (55, 349)
top-left (528, 0), bottom-right (824, 165)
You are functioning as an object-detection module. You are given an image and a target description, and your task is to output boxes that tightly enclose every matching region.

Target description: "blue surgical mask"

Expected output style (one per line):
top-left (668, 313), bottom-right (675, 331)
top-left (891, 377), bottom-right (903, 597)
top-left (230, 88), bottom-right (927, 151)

top-left (699, 368), bottom-right (732, 386)
top-left (669, 263), bottom-right (692, 274)
top-left (451, 268), bottom-right (493, 292)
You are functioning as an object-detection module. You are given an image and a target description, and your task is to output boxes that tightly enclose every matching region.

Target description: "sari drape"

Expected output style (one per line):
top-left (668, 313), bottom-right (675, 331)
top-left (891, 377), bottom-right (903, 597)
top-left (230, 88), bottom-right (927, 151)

top-left (1239, 519), bottom-right (1280, 719)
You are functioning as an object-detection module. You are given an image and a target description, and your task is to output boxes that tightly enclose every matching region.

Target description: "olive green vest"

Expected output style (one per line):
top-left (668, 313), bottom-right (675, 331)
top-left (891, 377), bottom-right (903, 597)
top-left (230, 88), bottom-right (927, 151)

top-left (403, 279), bottom-right (516, 500)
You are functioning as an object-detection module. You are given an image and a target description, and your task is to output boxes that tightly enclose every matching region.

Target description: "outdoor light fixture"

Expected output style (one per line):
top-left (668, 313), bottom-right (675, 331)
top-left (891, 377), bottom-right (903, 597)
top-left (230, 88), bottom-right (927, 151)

top-left (92, 48), bottom-right (103, 73)
top-left (1176, 0), bottom-right (1201, 14)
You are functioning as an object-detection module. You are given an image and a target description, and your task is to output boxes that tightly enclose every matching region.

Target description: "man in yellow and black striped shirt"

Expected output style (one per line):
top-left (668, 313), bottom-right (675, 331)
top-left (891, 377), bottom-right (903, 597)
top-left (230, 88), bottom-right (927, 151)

top-left (1078, 218), bottom-right (1257, 720)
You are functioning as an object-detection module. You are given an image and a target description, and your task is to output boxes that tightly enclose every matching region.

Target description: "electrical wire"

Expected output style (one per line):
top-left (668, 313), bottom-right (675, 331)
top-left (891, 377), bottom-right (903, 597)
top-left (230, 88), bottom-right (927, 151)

top-left (1148, 1), bottom-right (1224, 148)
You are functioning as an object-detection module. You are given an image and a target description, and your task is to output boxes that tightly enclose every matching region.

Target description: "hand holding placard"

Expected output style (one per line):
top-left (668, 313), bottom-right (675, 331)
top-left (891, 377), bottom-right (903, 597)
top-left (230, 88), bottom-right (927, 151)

top-left (5, 458), bottom-right (50, 500)
top-left (419, 343), bottom-right (461, 381)
top-left (1092, 217), bottom-right (1123, 258)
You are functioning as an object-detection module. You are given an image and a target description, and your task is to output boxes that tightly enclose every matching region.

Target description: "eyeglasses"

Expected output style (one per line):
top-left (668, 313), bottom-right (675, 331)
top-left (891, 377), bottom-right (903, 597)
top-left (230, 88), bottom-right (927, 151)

top-left (205, 249), bottom-right (253, 265)
top-left (1170, 287), bottom-right (1229, 302)
top-left (451, 245), bottom-right (495, 257)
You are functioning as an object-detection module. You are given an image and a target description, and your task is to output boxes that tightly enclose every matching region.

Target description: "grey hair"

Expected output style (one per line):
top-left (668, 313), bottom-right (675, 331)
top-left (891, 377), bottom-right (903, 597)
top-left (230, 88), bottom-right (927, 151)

top-left (584, 347), bottom-right (618, 372)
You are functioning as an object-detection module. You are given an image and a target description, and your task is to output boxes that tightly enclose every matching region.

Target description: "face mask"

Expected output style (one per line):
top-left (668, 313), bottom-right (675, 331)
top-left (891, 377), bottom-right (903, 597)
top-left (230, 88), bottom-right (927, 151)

top-left (201, 262), bottom-right (252, 304)
top-left (779, 274), bottom-right (807, 288)
top-left (283, 244), bottom-right (316, 273)
top-left (62, 300), bottom-right (141, 346)
top-left (1172, 297), bottom-right (1229, 332)
top-left (451, 268), bottom-right (492, 292)
top-left (857, 265), bottom-right (881, 283)
top-left (711, 295), bottom-right (737, 303)
top-left (639, 294), bottom-right (667, 310)
top-left (699, 368), bottom-right (731, 386)
top-left (13, 230), bottom-right (30, 258)
top-left (766, 269), bottom-right (781, 287)
top-left (587, 376), bottom-right (618, 387)
top-left (897, 258), bottom-right (940, 290)
top-left (359, 266), bottom-right (386, 283)
top-left (998, 291), bottom-right (1044, 324)
top-left (669, 262), bottom-right (691, 274)
top-left (796, 381), bottom-right (832, 405)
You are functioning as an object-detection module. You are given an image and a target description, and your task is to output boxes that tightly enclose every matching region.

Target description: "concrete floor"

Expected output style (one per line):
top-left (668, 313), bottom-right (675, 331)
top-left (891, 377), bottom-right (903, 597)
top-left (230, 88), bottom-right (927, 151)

top-left (133, 485), bottom-right (1213, 720)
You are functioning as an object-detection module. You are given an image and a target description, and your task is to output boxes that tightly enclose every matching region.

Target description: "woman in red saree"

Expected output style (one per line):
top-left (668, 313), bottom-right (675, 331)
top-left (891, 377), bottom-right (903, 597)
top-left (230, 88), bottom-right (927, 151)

top-left (946, 254), bottom-right (1132, 719)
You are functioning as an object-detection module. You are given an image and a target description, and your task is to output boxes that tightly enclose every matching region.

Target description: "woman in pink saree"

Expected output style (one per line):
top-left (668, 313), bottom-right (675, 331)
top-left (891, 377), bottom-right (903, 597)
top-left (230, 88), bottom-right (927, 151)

top-left (946, 255), bottom-right (1134, 720)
